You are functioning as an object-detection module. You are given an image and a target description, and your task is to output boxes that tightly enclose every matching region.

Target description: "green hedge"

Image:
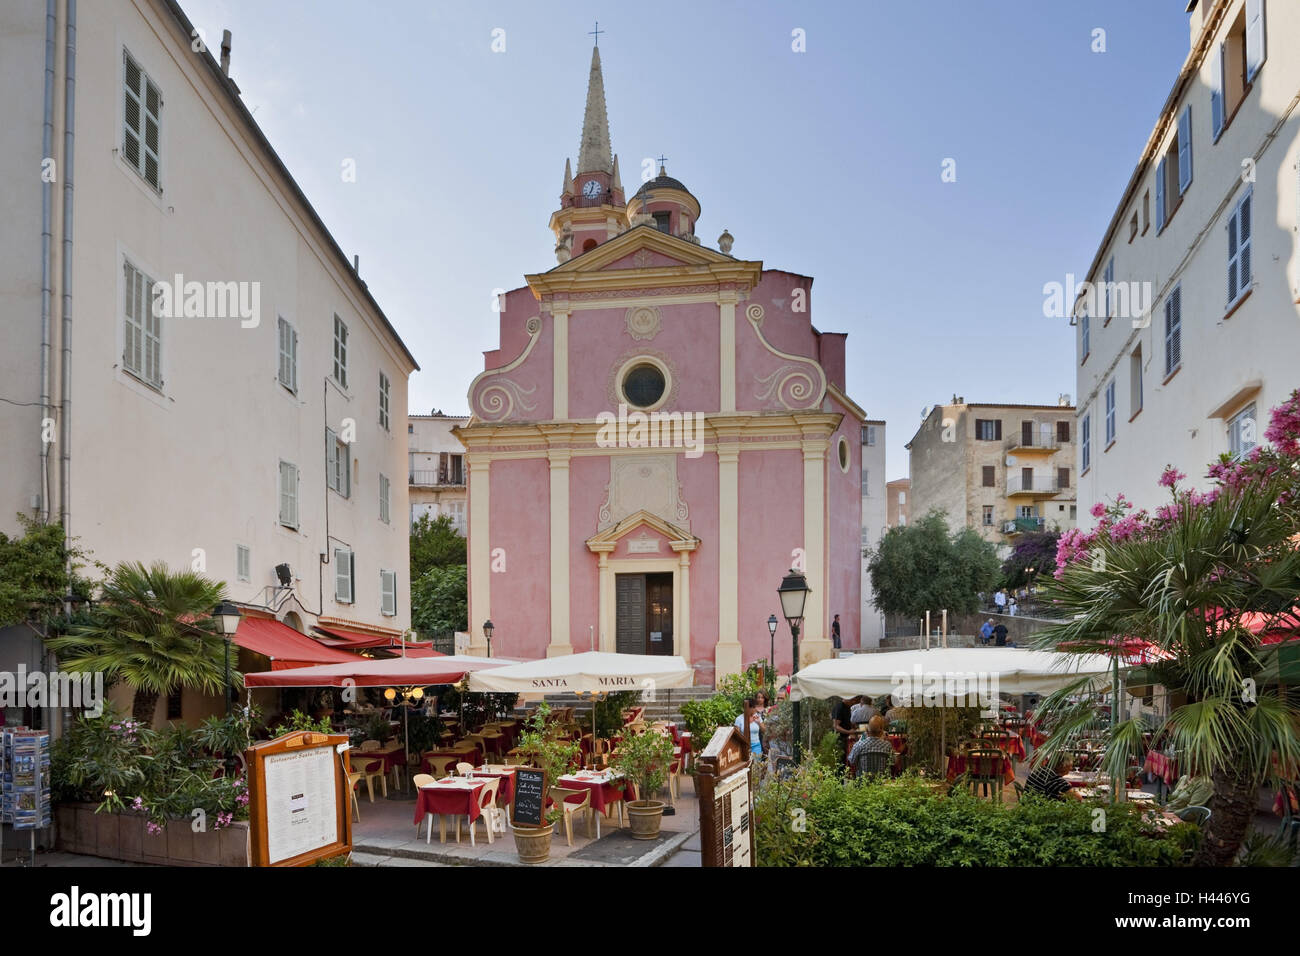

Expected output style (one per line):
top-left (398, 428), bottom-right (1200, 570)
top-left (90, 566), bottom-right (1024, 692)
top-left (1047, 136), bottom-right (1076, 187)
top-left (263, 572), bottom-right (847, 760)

top-left (754, 765), bottom-right (1195, 866)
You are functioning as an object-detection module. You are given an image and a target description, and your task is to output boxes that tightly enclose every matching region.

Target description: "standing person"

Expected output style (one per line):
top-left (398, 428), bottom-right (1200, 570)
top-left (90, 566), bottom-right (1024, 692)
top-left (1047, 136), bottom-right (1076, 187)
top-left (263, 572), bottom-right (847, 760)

top-left (993, 621), bottom-right (1010, 646)
top-left (831, 614), bottom-right (842, 650)
top-left (831, 696), bottom-right (857, 767)
top-left (734, 698), bottom-right (763, 760)
top-left (979, 619), bottom-right (995, 646)
top-left (994, 589), bottom-right (1007, 614)
top-left (1008, 593), bottom-right (1018, 617)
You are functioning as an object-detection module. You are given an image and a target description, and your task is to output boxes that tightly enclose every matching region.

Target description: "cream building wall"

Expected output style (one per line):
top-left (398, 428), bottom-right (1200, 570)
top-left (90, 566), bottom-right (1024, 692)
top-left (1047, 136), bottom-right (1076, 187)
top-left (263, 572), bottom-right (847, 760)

top-left (0, 1), bottom-right (418, 657)
top-left (907, 402), bottom-right (1077, 556)
top-left (860, 421), bottom-right (887, 647)
top-left (409, 413), bottom-right (470, 533)
top-left (1074, 0), bottom-right (1300, 520)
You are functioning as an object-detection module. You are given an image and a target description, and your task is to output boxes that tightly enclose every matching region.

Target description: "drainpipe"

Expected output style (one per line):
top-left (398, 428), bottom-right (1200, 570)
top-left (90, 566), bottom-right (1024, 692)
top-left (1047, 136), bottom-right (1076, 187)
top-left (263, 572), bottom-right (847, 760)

top-left (39, 0), bottom-right (55, 524)
top-left (60, 0), bottom-right (76, 614)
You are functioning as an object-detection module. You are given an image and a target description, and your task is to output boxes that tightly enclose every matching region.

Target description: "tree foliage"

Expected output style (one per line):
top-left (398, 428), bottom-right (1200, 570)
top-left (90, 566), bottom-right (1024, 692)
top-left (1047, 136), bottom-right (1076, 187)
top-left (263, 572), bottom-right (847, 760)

top-left (0, 516), bottom-right (98, 629)
top-left (410, 563), bottom-right (468, 636)
top-left (410, 513), bottom-right (466, 581)
top-left (865, 511), bottom-right (999, 619)
top-left (999, 530), bottom-right (1060, 589)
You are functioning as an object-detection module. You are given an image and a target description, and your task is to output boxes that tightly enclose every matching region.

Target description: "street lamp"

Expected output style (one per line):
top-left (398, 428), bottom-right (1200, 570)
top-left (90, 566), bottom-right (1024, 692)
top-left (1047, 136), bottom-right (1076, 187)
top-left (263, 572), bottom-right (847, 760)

top-left (766, 614), bottom-right (778, 694)
top-left (212, 601), bottom-right (241, 717)
top-left (776, 570), bottom-right (811, 762)
top-left (482, 619), bottom-right (494, 658)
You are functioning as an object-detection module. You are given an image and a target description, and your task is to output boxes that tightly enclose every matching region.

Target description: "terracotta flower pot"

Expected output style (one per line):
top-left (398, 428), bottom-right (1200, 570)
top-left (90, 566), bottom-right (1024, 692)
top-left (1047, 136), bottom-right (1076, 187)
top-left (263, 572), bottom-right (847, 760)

top-left (626, 800), bottom-right (665, 840)
top-left (511, 823), bottom-right (554, 864)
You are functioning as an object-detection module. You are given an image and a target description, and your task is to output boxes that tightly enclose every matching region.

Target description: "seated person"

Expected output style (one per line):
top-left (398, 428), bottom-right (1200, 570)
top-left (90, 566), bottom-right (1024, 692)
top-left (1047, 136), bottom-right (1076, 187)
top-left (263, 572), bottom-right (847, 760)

top-left (849, 697), bottom-right (876, 726)
top-left (1025, 753), bottom-right (1082, 800)
top-left (1164, 774), bottom-right (1214, 814)
top-left (847, 716), bottom-right (895, 779)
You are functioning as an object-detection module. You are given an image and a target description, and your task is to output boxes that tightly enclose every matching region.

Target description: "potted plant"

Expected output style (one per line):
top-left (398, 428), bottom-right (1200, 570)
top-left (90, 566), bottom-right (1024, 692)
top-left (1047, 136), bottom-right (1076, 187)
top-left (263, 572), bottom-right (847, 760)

top-left (610, 728), bottom-right (675, 840)
top-left (510, 703), bottom-right (580, 863)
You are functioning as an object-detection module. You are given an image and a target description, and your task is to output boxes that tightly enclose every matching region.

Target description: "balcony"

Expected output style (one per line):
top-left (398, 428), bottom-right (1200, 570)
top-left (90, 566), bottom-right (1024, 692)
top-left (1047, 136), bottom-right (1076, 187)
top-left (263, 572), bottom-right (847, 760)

top-left (410, 469), bottom-right (464, 488)
top-left (1005, 432), bottom-right (1059, 454)
top-left (1006, 475), bottom-right (1061, 497)
top-left (1003, 517), bottom-right (1045, 536)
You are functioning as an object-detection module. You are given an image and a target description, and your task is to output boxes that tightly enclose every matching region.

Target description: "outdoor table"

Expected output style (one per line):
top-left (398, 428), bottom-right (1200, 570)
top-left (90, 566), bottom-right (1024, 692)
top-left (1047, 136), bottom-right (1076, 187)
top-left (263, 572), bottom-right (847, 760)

top-left (414, 778), bottom-right (487, 843)
top-left (1076, 787), bottom-right (1156, 802)
top-left (981, 734), bottom-right (1026, 761)
top-left (557, 771), bottom-right (635, 820)
top-left (1063, 770), bottom-right (1104, 788)
top-left (1144, 751), bottom-right (1178, 786)
top-left (421, 745), bottom-right (482, 773)
top-left (946, 753), bottom-right (1016, 785)
top-left (468, 766), bottom-right (516, 809)
top-left (355, 743), bottom-right (405, 773)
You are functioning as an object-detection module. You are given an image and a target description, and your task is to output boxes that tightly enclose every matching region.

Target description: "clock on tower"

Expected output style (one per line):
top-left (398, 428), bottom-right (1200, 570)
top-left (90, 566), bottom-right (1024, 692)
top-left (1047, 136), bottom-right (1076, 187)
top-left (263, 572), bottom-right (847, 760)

top-left (582, 179), bottom-right (602, 199)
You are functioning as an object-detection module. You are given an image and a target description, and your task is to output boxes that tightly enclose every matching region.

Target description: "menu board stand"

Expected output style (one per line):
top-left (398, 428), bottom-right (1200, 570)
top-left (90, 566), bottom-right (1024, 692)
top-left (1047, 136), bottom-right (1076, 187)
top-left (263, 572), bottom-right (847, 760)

top-left (696, 725), bottom-right (753, 867)
top-left (246, 730), bottom-right (352, 867)
top-left (511, 767), bottom-right (548, 829)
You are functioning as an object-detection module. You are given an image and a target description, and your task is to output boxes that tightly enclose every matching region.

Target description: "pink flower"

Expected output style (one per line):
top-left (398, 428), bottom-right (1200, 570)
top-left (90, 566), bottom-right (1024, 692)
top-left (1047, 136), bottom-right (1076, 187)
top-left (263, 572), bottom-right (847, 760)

top-left (146, 822), bottom-right (163, 835)
top-left (1158, 466), bottom-right (1185, 489)
top-left (1090, 502), bottom-right (1106, 518)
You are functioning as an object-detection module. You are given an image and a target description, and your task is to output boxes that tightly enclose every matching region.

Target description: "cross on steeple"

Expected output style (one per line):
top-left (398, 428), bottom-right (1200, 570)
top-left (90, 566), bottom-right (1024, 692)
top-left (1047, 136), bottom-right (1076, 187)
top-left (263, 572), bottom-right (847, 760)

top-left (656, 154), bottom-right (668, 174)
top-left (589, 21), bottom-right (604, 47)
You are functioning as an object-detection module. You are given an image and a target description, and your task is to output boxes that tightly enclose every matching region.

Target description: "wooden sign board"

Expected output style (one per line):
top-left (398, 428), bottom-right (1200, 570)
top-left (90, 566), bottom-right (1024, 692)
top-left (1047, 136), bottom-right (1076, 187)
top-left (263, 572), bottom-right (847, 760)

top-left (246, 730), bottom-right (353, 867)
top-left (697, 725), bottom-right (754, 867)
top-left (511, 766), bottom-right (547, 828)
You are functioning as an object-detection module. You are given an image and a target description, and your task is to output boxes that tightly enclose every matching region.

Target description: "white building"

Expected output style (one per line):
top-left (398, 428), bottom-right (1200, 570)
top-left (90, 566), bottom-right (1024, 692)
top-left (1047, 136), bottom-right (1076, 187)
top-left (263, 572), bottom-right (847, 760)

top-left (409, 412), bottom-right (470, 534)
top-left (1074, 0), bottom-right (1300, 520)
top-left (860, 420), bottom-right (886, 648)
top-left (0, 0), bottom-right (420, 724)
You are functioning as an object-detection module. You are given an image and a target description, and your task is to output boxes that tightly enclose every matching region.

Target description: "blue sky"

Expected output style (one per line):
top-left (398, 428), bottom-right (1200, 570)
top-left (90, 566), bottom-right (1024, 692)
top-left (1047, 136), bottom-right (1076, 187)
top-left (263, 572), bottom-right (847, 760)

top-left (179, 0), bottom-right (1192, 479)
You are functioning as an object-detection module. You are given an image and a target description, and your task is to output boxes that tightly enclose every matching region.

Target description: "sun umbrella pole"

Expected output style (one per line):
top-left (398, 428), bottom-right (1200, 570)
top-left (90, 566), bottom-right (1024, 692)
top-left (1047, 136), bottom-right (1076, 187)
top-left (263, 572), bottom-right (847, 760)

top-left (1111, 656), bottom-right (1120, 806)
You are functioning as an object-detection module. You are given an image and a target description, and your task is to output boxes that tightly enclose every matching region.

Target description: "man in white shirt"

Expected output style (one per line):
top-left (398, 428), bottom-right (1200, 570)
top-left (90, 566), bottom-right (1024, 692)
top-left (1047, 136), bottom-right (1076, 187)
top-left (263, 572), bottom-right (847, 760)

top-left (994, 589), bottom-right (1007, 613)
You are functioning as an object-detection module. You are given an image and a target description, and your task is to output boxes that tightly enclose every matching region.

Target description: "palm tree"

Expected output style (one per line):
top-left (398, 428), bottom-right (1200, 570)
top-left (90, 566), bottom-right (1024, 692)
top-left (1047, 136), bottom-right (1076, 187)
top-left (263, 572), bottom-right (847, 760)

top-left (1033, 392), bottom-right (1300, 866)
top-left (46, 561), bottom-right (239, 724)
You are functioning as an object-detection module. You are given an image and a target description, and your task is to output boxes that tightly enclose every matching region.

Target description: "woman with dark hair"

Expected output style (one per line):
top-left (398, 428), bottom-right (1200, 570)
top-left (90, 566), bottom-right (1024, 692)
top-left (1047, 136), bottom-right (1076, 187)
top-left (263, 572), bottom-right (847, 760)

top-left (734, 697), bottom-right (763, 759)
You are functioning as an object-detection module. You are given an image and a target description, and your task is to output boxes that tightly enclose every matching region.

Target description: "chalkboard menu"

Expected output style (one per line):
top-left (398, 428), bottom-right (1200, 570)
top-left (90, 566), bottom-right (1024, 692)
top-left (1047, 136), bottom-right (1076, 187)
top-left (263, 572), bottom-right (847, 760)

top-left (697, 725), bottom-right (754, 867)
top-left (512, 767), bottom-right (547, 828)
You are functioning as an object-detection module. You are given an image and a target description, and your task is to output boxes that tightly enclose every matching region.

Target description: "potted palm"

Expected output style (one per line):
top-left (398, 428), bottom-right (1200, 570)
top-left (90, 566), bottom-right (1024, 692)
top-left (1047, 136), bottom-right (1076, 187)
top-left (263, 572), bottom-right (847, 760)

top-left (511, 703), bottom-right (579, 863)
top-left (611, 729), bottom-right (675, 840)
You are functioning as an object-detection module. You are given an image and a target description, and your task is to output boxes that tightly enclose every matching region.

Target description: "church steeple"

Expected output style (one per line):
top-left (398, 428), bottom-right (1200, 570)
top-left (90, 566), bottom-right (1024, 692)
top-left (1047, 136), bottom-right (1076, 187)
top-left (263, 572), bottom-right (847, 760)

top-left (577, 45), bottom-right (613, 176)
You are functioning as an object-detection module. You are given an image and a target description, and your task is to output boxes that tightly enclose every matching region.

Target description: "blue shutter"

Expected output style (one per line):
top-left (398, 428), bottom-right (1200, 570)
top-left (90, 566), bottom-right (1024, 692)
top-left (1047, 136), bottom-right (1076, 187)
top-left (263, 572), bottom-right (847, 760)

top-left (1228, 206), bottom-right (1240, 303)
top-left (1245, 0), bottom-right (1266, 83)
top-left (1155, 158), bottom-right (1167, 231)
top-left (1211, 44), bottom-right (1225, 139)
top-left (1177, 105), bottom-right (1193, 194)
top-left (1239, 192), bottom-right (1252, 294)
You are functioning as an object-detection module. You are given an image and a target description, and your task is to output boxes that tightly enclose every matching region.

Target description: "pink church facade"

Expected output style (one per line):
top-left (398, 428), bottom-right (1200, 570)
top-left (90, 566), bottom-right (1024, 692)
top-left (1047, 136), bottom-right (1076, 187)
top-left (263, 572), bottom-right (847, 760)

top-left (457, 47), bottom-right (866, 686)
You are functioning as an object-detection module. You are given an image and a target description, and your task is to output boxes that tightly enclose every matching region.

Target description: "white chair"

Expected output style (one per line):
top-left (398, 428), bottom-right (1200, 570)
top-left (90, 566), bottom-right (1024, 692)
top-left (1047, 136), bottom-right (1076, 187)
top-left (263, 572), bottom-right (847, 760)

top-left (412, 773), bottom-right (435, 838)
top-left (550, 786), bottom-right (597, 846)
top-left (349, 752), bottom-right (387, 802)
top-left (455, 761), bottom-right (475, 777)
top-left (467, 777), bottom-right (502, 845)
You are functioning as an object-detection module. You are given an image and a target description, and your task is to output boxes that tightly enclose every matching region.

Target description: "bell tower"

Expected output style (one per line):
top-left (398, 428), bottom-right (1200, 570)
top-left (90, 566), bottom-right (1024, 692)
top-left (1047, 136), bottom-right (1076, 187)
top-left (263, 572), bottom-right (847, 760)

top-left (550, 41), bottom-right (626, 262)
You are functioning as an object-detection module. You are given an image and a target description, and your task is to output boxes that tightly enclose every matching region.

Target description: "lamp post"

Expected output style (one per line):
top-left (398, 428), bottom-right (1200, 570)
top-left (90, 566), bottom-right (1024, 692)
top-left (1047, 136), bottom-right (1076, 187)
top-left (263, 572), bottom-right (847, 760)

top-left (212, 602), bottom-right (242, 717)
top-left (777, 570), bottom-right (810, 762)
top-left (482, 619), bottom-right (494, 658)
top-left (766, 614), bottom-right (778, 696)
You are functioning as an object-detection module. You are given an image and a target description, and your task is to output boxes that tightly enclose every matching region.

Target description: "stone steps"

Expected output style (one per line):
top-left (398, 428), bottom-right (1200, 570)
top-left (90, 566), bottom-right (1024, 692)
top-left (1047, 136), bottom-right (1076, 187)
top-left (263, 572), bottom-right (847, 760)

top-left (511, 686), bottom-right (717, 726)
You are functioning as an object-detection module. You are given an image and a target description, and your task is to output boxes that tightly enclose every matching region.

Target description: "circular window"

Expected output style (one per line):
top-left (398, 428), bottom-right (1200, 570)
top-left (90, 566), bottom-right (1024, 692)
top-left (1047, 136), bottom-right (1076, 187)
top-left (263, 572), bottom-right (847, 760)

top-left (623, 363), bottom-right (667, 408)
top-left (838, 437), bottom-right (850, 472)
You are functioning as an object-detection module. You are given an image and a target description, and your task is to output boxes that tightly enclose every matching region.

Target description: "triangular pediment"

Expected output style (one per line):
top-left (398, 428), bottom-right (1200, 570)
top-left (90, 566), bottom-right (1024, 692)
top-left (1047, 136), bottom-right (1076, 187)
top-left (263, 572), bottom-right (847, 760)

top-left (586, 508), bottom-right (699, 552)
top-left (527, 226), bottom-right (762, 297)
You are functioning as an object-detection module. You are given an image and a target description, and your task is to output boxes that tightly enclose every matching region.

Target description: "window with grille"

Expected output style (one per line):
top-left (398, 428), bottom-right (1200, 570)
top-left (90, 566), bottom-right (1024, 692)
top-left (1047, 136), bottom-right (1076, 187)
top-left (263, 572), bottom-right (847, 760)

top-left (335, 549), bottom-right (354, 604)
top-left (1227, 189), bottom-right (1252, 308)
top-left (236, 544), bottom-right (250, 582)
top-left (123, 51), bottom-right (162, 191)
top-left (278, 461), bottom-right (298, 529)
top-left (327, 428), bottom-right (350, 498)
top-left (982, 506), bottom-right (993, 526)
top-left (123, 259), bottom-right (161, 388)
top-left (333, 315), bottom-right (349, 388)
top-left (1164, 286), bottom-right (1182, 377)
top-left (379, 474), bottom-right (390, 524)
top-left (379, 372), bottom-right (391, 430)
top-left (1228, 403), bottom-right (1257, 459)
top-left (277, 317), bottom-right (297, 393)
top-left (380, 570), bottom-right (397, 617)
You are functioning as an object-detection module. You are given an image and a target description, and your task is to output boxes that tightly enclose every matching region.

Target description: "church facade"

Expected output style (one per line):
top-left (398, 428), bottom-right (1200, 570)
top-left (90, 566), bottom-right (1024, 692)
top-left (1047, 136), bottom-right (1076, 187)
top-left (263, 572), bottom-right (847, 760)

top-left (457, 46), bottom-right (867, 685)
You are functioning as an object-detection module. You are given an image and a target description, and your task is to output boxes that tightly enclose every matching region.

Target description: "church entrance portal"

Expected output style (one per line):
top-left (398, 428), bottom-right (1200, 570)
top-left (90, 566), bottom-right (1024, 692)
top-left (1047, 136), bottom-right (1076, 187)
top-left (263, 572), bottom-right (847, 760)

top-left (614, 572), bottom-right (673, 655)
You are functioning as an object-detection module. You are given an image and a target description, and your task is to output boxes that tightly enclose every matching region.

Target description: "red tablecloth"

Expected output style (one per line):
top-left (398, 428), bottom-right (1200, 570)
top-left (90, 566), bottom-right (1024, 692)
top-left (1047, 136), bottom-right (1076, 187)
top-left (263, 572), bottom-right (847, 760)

top-left (413, 780), bottom-right (486, 825)
top-left (947, 753), bottom-right (1016, 785)
top-left (557, 774), bottom-right (635, 814)
top-left (421, 747), bottom-right (482, 773)
top-left (468, 768), bottom-right (516, 807)
top-left (887, 734), bottom-right (907, 754)
top-left (1144, 752), bottom-right (1179, 786)
top-left (353, 746), bottom-right (405, 773)
top-left (1021, 722), bottom-right (1048, 748)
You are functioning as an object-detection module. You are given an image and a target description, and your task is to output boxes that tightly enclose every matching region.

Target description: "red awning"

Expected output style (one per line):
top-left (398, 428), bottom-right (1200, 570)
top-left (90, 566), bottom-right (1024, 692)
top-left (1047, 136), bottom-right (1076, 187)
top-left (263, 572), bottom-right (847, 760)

top-left (313, 624), bottom-right (398, 650)
top-left (244, 655), bottom-right (507, 688)
top-left (235, 617), bottom-right (369, 670)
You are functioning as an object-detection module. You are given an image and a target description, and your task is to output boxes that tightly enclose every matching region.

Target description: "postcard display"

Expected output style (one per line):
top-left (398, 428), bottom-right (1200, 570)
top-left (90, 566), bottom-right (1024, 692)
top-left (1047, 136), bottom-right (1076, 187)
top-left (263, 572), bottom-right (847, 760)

top-left (2, 729), bottom-right (52, 861)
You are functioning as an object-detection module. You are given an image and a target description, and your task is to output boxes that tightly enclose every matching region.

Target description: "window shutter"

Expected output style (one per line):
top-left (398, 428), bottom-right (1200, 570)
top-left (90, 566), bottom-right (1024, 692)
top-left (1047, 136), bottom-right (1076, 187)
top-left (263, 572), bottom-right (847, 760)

top-left (335, 549), bottom-right (353, 603)
top-left (1057, 420), bottom-right (1070, 443)
top-left (290, 328), bottom-right (298, 392)
top-left (994, 420), bottom-right (1002, 441)
top-left (1245, 0), bottom-right (1266, 83)
top-left (1177, 105), bottom-right (1192, 194)
top-left (439, 451), bottom-right (449, 483)
top-left (1155, 158), bottom-right (1167, 231)
top-left (1239, 192), bottom-right (1252, 295)
top-left (1227, 206), bottom-right (1240, 303)
top-left (1211, 44), bottom-right (1225, 139)
top-left (381, 571), bottom-right (396, 616)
